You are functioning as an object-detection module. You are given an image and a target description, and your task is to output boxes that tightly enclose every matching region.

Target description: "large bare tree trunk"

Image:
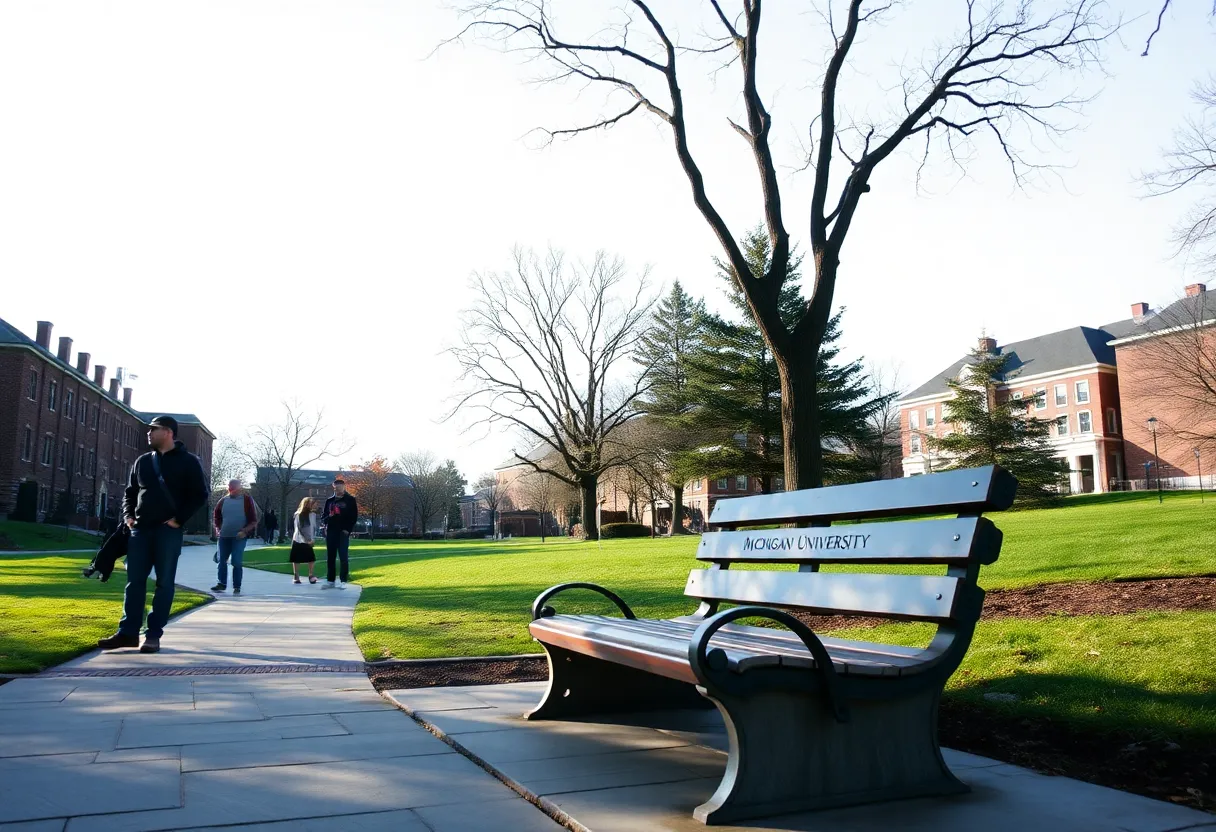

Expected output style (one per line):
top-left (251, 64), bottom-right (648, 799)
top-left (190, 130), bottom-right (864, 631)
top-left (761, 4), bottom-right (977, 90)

top-left (777, 353), bottom-right (824, 491)
top-left (670, 483), bottom-right (684, 535)
top-left (580, 474), bottom-right (599, 540)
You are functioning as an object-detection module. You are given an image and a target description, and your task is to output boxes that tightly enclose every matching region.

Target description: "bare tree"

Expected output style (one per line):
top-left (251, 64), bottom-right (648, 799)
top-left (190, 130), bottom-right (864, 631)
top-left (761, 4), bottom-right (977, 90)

top-left (1123, 292), bottom-right (1216, 454)
top-left (475, 473), bottom-right (512, 536)
top-left (449, 247), bottom-right (653, 539)
top-left (449, 0), bottom-right (1114, 491)
top-left (1144, 78), bottom-right (1216, 274)
top-left (851, 363), bottom-right (905, 480)
top-left (397, 450), bottom-right (447, 534)
top-left (209, 435), bottom-right (249, 495)
top-left (345, 456), bottom-right (402, 541)
top-left (241, 400), bottom-right (351, 542)
top-left (519, 470), bottom-right (562, 541)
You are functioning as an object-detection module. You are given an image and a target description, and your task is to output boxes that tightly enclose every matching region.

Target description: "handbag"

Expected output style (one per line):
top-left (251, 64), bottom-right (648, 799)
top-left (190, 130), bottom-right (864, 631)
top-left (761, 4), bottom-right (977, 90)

top-left (149, 452), bottom-right (180, 518)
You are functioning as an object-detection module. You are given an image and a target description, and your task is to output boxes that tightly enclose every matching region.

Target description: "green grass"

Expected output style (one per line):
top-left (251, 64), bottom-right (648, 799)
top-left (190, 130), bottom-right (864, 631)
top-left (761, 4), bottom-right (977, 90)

top-left (0, 551), bottom-right (211, 673)
top-left (242, 491), bottom-right (1216, 660)
top-left (833, 612), bottom-right (1216, 741)
top-left (0, 520), bottom-right (103, 551)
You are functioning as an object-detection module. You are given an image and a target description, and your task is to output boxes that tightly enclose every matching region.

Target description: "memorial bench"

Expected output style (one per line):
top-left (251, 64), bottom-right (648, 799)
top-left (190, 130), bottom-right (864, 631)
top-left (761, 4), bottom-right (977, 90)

top-left (526, 465), bottom-right (1017, 825)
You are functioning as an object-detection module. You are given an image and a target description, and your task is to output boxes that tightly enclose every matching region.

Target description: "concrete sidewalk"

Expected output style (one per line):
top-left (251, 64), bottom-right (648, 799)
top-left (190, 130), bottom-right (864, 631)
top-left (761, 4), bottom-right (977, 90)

top-left (0, 548), bottom-right (560, 831)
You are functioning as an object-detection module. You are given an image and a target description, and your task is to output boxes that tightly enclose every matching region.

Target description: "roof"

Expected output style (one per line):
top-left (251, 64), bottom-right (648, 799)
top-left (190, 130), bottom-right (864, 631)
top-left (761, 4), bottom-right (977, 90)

top-left (1107, 288), bottom-right (1216, 343)
top-left (902, 323), bottom-right (1128, 401)
top-left (255, 466), bottom-right (414, 488)
top-left (0, 315), bottom-right (214, 438)
top-left (495, 441), bottom-right (552, 471)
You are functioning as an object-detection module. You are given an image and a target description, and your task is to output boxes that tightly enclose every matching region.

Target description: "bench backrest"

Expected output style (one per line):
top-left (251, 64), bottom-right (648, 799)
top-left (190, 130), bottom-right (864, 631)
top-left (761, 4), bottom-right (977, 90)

top-left (687, 466), bottom-right (1017, 626)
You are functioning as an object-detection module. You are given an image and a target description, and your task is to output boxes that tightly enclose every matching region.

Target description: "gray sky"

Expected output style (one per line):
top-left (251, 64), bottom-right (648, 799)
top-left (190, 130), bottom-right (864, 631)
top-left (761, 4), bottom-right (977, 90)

top-left (2, 0), bottom-right (1212, 483)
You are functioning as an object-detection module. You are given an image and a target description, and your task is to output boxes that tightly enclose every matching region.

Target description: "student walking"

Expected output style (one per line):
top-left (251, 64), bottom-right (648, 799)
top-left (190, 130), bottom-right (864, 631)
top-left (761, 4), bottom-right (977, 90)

top-left (321, 477), bottom-right (358, 589)
top-left (97, 415), bottom-right (208, 654)
top-left (212, 479), bottom-right (258, 595)
top-left (265, 510), bottom-right (279, 544)
top-left (290, 497), bottom-right (319, 584)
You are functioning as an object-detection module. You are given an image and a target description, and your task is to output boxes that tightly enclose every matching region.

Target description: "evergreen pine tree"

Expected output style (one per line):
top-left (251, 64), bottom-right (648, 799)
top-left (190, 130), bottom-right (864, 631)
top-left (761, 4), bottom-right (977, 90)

top-left (930, 347), bottom-right (1069, 504)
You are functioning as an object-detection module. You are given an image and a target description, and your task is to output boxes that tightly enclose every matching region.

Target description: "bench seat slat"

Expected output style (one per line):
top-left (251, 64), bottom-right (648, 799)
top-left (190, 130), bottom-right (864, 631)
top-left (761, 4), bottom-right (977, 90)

top-left (697, 517), bottom-right (999, 565)
top-left (685, 570), bottom-right (960, 622)
top-left (669, 616), bottom-right (929, 662)
top-left (707, 464), bottom-right (1015, 527)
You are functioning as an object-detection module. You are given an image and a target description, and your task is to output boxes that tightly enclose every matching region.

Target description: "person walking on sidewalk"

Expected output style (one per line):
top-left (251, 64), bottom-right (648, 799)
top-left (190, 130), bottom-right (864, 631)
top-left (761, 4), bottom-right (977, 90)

top-left (97, 415), bottom-right (208, 654)
top-left (212, 479), bottom-right (258, 595)
top-left (265, 510), bottom-right (279, 544)
top-left (290, 497), bottom-right (319, 584)
top-left (321, 477), bottom-right (357, 589)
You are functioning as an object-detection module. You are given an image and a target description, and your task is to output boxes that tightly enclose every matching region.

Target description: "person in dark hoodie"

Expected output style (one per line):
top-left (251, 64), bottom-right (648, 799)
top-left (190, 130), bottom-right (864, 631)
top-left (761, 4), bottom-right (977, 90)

top-left (97, 415), bottom-right (208, 654)
top-left (320, 477), bottom-right (358, 589)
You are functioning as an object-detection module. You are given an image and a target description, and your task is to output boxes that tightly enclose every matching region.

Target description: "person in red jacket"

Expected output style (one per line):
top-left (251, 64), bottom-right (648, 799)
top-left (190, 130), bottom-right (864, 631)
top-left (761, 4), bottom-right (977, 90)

top-left (212, 479), bottom-right (258, 595)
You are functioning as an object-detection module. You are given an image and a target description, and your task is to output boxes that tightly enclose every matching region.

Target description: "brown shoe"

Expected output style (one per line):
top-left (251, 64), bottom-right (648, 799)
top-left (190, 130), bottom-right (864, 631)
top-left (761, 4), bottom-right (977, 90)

top-left (140, 637), bottom-right (161, 654)
top-left (97, 632), bottom-right (139, 650)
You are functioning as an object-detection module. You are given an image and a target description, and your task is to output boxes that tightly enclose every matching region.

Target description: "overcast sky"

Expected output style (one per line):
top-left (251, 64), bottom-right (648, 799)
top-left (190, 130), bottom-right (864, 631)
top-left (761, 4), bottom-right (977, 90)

top-left (2, 0), bottom-right (1212, 484)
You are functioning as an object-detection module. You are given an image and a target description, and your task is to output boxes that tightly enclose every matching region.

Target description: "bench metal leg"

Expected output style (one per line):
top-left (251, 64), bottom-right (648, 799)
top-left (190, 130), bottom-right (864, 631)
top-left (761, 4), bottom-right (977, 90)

top-left (525, 644), bottom-right (709, 720)
top-left (694, 685), bottom-right (966, 825)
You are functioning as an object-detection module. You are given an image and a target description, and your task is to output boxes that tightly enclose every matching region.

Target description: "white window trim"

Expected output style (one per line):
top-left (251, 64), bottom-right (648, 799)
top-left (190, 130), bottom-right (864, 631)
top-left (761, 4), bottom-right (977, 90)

top-left (1055, 415), bottom-right (1070, 437)
top-left (1075, 380), bottom-right (1090, 404)
top-left (1054, 384), bottom-right (1067, 407)
top-left (1105, 407), bottom-right (1119, 435)
top-left (924, 408), bottom-right (936, 428)
top-left (909, 411), bottom-right (920, 430)
top-left (1077, 409), bottom-right (1093, 434)
top-left (1034, 387), bottom-right (1047, 410)
top-left (910, 434), bottom-right (922, 453)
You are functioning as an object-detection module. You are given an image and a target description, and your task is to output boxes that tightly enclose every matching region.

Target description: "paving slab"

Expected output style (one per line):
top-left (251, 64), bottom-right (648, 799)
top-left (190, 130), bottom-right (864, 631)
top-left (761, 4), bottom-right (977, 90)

top-left (0, 820), bottom-right (68, 832)
top-left (116, 713), bottom-right (348, 749)
top-left (387, 682), bottom-right (1216, 832)
top-left (175, 809), bottom-right (431, 831)
top-left (0, 758), bottom-right (180, 823)
top-left (180, 730), bottom-right (451, 772)
top-left (414, 796), bottom-right (566, 831)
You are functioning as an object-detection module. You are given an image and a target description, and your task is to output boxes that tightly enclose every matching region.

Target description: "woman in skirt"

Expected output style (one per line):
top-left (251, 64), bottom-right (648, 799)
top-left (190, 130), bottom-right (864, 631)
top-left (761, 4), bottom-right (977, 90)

top-left (290, 497), bottom-right (319, 584)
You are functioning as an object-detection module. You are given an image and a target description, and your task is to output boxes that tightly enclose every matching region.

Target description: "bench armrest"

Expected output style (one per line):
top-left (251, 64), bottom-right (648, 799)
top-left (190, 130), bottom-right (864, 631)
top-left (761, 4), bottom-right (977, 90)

top-left (687, 605), bottom-right (850, 723)
top-left (531, 582), bottom-right (637, 621)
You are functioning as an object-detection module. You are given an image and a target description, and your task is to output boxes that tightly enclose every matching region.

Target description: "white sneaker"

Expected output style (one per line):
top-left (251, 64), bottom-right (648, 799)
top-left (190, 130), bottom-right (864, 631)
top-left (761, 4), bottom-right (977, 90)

top-left (337, 581), bottom-right (347, 590)
top-left (322, 581), bottom-right (336, 590)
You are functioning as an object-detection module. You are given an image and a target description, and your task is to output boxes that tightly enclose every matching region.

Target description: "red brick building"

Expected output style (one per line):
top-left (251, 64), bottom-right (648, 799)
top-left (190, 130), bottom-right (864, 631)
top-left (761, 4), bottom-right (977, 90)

top-left (1, 318), bottom-right (214, 529)
top-left (1110, 284), bottom-right (1216, 489)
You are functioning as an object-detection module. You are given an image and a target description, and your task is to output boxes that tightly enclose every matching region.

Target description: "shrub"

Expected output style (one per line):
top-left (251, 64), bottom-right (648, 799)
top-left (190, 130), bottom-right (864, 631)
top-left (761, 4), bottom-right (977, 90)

top-left (600, 522), bottom-right (651, 539)
top-left (446, 528), bottom-right (490, 540)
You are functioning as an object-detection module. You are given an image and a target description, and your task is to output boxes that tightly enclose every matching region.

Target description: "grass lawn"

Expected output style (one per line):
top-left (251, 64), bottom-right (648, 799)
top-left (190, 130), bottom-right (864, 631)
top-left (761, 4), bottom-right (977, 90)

top-left (0, 551), bottom-right (211, 673)
top-left (242, 490), bottom-right (1216, 661)
top-left (0, 520), bottom-right (102, 552)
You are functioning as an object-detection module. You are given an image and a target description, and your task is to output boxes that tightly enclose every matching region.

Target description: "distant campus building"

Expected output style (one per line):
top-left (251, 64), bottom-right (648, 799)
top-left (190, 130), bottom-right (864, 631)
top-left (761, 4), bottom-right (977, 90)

top-left (899, 284), bottom-right (1215, 493)
top-left (1, 317), bottom-right (213, 529)
top-left (252, 467), bottom-right (416, 532)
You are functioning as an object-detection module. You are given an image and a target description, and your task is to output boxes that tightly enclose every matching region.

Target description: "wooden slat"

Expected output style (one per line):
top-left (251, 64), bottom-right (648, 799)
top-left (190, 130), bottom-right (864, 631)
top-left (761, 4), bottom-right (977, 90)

top-left (707, 465), bottom-right (1016, 528)
top-left (684, 570), bottom-right (961, 622)
top-left (697, 517), bottom-right (1000, 565)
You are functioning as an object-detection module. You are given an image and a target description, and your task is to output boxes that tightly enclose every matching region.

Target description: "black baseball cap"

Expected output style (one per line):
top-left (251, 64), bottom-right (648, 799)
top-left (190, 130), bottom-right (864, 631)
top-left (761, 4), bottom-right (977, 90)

top-left (148, 415), bottom-right (179, 437)
top-left (333, 477), bottom-right (345, 485)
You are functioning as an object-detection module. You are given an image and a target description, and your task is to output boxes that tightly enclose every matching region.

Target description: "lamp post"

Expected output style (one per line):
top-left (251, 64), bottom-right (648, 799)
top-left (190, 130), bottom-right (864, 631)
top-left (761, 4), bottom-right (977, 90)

top-left (1147, 417), bottom-right (1163, 503)
top-left (1195, 448), bottom-right (1205, 503)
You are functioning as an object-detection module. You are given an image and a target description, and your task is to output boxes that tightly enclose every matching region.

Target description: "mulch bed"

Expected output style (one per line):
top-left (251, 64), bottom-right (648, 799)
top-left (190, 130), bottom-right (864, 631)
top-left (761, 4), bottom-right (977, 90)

top-left (368, 576), bottom-right (1216, 814)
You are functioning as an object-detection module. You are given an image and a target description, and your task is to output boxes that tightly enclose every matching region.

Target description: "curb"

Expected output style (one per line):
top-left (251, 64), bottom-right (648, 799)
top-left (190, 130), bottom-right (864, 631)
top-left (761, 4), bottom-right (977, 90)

top-left (366, 654), bottom-right (544, 668)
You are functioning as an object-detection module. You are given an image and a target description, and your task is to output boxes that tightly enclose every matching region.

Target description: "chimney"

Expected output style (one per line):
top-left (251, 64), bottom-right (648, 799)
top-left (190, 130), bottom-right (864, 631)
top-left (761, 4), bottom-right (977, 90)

top-left (1131, 302), bottom-right (1151, 318)
top-left (109, 379), bottom-right (120, 398)
top-left (93, 364), bottom-right (106, 386)
top-left (76, 352), bottom-right (91, 376)
top-left (36, 321), bottom-right (53, 349)
top-left (122, 388), bottom-right (133, 407)
top-left (57, 336), bottom-right (73, 363)
top-left (977, 335), bottom-right (997, 353)
top-left (1185, 283), bottom-right (1207, 298)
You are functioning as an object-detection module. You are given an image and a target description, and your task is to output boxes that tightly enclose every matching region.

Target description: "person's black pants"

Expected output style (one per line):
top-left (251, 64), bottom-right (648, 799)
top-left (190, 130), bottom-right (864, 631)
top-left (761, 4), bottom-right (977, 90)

top-left (325, 529), bottom-right (350, 583)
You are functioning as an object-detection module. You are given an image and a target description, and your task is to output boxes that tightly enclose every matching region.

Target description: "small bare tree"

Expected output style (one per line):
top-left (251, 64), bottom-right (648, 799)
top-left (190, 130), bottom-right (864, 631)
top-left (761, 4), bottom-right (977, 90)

top-left (241, 400), bottom-right (351, 541)
top-left (475, 473), bottom-right (511, 536)
top-left (851, 363), bottom-right (905, 480)
top-left (345, 456), bottom-right (400, 541)
top-left (519, 470), bottom-right (562, 541)
top-left (449, 247), bottom-right (653, 540)
top-left (450, 0), bottom-right (1114, 491)
top-left (397, 451), bottom-right (446, 534)
top-left (1144, 78), bottom-right (1216, 274)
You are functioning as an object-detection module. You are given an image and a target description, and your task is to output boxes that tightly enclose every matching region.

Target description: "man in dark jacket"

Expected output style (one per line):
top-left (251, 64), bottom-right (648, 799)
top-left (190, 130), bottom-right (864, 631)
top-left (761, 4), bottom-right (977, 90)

top-left (320, 477), bottom-right (358, 589)
top-left (98, 415), bottom-right (208, 654)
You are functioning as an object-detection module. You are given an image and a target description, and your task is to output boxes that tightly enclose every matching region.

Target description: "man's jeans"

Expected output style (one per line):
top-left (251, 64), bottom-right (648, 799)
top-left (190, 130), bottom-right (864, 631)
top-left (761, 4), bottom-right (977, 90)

top-left (119, 524), bottom-right (184, 640)
top-left (325, 528), bottom-right (350, 583)
top-left (217, 536), bottom-right (248, 589)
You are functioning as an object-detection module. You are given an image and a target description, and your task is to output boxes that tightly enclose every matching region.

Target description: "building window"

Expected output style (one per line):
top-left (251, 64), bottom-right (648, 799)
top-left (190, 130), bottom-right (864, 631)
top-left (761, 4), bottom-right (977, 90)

top-left (89, 450), bottom-right (96, 477)
top-left (77, 445), bottom-right (85, 476)
top-left (1105, 407), bottom-right (1119, 434)
top-left (80, 398), bottom-right (88, 425)
top-left (1078, 411), bottom-right (1093, 434)
top-left (735, 475), bottom-right (748, 490)
top-left (48, 381), bottom-right (57, 411)
top-left (910, 434), bottom-right (922, 453)
top-left (65, 389), bottom-right (75, 419)
top-left (1054, 385), bottom-right (1067, 407)
top-left (909, 410), bottom-right (919, 430)
top-left (41, 435), bottom-right (53, 466)
top-left (1055, 415), bottom-right (1069, 436)
top-left (60, 440), bottom-right (69, 470)
top-left (925, 408), bottom-right (936, 428)
top-left (27, 370), bottom-right (39, 400)
top-left (21, 427), bottom-right (33, 461)
top-left (716, 478), bottom-right (729, 491)
top-left (1075, 380), bottom-right (1090, 404)
top-left (1034, 388), bottom-right (1047, 410)
top-left (38, 486), bottom-right (49, 514)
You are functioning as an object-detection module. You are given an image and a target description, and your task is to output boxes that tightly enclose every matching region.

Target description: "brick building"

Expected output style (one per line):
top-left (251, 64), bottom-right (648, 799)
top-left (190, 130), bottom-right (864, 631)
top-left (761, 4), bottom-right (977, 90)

top-left (1110, 284), bottom-right (1216, 489)
top-left (1, 317), bottom-right (214, 528)
top-left (252, 467), bottom-right (415, 532)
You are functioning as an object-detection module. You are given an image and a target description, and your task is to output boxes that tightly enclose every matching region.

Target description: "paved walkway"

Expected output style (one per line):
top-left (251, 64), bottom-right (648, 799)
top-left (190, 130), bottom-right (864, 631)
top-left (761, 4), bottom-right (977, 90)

top-left (0, 547), bottom-right (560, 831)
